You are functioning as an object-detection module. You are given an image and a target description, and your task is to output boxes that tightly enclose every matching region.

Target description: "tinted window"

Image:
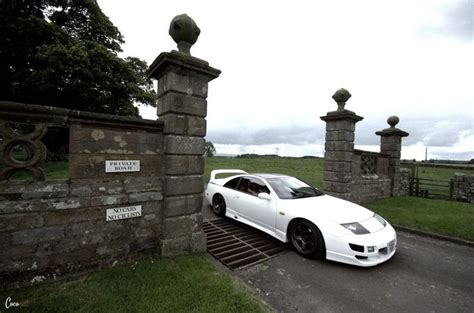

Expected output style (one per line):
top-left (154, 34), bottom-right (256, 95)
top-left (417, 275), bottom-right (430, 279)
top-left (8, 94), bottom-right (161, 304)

top-left (266, 176), bottom-right (323, 199)
top-left (238, 177), bottom-right (270, 196)
top-left (224, 177), bottom-right (241, 190)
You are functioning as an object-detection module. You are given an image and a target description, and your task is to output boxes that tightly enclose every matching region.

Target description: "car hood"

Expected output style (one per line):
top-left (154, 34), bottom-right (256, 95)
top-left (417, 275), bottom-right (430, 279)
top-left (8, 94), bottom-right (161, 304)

top-left (281, 194), bottom-right (374, 224)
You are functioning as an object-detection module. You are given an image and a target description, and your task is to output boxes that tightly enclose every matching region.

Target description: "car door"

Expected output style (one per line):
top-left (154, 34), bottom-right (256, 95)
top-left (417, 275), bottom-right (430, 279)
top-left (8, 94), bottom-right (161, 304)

top-left (235, 176), bottom-right (277, 231)
top-left (221, 177), bottom-right (242, 215)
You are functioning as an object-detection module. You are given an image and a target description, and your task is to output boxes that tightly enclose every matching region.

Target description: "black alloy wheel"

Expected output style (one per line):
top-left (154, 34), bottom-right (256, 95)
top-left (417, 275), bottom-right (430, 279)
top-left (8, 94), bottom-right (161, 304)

top-left (212, 194), bottom-right (226, 217)
top-left (290, 219), bottom-right (325, 259)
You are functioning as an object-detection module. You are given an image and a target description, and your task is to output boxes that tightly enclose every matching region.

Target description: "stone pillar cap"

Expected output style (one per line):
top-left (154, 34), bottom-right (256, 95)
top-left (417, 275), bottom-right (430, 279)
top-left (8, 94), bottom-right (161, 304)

top-left (169, 14), bottom-right (200, 56)
top-left (375, 115), bottom-right (409, 137)
top-left (320, 88), bottom-right (363, 122)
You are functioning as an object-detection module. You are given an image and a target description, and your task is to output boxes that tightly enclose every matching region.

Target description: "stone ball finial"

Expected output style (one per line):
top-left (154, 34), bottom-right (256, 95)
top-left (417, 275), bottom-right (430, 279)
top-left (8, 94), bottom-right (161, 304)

top-left (169, 14), bottom-right (201, 55)
top-left (332, 88), bottom-right (351, 111)
top-left (387, 116), bottom-right (399, 128)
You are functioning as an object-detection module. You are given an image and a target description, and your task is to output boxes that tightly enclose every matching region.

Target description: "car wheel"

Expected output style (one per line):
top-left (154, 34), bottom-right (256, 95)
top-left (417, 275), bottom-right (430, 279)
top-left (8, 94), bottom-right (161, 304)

top-left (289, 219), bottom-right (325, 259)
top-left (212, 194), bottom-right (226, 217)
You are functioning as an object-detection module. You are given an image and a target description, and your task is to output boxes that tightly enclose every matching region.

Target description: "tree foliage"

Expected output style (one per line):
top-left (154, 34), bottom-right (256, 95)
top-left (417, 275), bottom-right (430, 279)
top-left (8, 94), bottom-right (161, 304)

top-left (205, 141), bottom-right (216, 157)
top-left (0, 0), bottom-right (157, 116)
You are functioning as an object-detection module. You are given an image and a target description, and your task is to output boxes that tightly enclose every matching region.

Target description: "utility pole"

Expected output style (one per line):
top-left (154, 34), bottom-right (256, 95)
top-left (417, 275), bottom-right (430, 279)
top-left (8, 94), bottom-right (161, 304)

top-left (276, 147), bottom-right (279, 156)
top-left (425, 147), bottom-right (428, 162)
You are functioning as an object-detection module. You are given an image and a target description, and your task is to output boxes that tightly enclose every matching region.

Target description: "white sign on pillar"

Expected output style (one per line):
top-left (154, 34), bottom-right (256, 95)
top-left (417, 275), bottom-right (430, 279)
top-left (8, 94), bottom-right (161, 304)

top-left (105, 160), bottom-right (140, 173)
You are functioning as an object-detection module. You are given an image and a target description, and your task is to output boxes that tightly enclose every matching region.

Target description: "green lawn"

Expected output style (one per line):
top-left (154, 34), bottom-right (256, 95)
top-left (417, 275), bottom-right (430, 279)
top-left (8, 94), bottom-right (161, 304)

top-left (366, 196), bottom-right (474, 241)
top-left (205, 157), bottom-right (324, 188)
top-left (2, 254), bottom-right (268, 313)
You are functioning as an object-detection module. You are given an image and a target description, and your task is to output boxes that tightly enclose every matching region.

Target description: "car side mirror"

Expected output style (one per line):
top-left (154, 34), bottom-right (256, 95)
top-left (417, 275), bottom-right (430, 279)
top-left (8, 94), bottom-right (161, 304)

top-left (258, 193), bottom-right (271, 201)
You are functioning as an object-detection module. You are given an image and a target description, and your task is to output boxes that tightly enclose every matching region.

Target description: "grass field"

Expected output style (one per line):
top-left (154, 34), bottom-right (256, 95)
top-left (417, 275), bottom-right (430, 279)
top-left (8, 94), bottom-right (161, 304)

top-left (205, 157), bottom-right (324, 188)
top-left (2, 254), bottom-right (268, 313)
top-left (366, 196), bottom-right (474, 241)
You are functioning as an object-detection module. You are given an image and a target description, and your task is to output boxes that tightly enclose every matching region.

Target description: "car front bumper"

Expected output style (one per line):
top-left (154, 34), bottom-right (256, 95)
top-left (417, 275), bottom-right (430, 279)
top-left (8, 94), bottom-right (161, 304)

top-left (325, 224), bottom-right (397, 267)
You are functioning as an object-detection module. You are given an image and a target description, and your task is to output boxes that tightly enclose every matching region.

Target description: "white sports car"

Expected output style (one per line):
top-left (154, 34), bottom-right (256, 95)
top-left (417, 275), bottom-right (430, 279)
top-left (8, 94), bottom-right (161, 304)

top-left (205, 169), bottom-right (397, 267)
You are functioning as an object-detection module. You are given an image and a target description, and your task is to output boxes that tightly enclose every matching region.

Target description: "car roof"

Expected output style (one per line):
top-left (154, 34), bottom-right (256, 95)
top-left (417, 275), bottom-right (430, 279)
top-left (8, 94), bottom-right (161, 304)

top-left (249, 173), bottom-right (291, 179)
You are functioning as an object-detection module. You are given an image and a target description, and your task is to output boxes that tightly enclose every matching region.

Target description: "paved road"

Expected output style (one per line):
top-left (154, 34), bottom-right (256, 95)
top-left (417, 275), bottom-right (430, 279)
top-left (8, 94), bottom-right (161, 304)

top-left (202, 202), bottom-right (474, 313)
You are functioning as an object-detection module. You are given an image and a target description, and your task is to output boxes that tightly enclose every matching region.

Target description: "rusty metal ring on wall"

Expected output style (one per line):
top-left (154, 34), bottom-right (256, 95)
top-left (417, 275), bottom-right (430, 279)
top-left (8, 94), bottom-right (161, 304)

top-left (0, 139), bottom-right (47, 168)
top-left (0, 121), bottom-right (48, 140)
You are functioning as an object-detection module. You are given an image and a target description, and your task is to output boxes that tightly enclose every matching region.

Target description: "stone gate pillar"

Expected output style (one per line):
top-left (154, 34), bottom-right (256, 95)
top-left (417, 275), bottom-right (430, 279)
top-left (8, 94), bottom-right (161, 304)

top-left (320, 88), bottom-right (363, 200)
top-left (148, 14), bottom-right (220, 255)
top-left (376, 116), bottom-right (409, 196)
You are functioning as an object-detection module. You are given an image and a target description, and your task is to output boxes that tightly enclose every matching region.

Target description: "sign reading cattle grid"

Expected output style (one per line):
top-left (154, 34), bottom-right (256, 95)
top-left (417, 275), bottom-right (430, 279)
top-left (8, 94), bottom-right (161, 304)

top-left (105, 160), bottom-right (140, 173)
top-left (106, 205), bottom-right (142, 222)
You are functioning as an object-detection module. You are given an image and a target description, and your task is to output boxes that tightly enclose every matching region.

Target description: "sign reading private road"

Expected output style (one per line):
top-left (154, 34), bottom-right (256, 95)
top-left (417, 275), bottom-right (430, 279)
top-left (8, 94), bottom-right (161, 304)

top-left (106, 205), bottom-right (142, 222)
top-left (105, 160), bottom-right (140, 173)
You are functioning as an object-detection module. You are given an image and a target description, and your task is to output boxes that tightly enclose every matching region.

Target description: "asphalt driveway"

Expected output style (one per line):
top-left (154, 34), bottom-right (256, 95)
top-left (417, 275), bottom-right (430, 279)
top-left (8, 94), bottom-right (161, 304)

top-left (203, 201), bottom-right (474, 313)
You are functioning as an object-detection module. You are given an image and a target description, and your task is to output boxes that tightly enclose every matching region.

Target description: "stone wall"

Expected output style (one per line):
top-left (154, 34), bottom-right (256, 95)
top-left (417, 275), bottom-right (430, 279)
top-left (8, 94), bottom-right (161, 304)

top-left (0, 103), bottom-right (165, 288)
top-left (350, 150), bottom-right (391, 203)
top-left (0, 15), bottom-right (220, 288)
top-left (320, 88), bottom-right (409, 204)
top-left (451, 174), bottom-right (474, 203)
top-left (399, 168), bottom-right (411, 196)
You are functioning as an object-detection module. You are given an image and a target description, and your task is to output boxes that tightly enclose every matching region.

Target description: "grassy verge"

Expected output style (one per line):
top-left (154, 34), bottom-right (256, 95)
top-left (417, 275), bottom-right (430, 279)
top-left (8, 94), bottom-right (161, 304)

top-left (366, 196), bottom-right (474, 241)
top-left (1, 254), bottom-right (268, 313)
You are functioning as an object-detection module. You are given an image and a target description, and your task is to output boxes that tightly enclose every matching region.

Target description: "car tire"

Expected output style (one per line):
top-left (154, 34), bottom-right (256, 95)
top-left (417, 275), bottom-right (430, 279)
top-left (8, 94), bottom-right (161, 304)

top-left (212, 194), bottom-right (226, 217)
top-left (289, 219), bottom-right (325, 259)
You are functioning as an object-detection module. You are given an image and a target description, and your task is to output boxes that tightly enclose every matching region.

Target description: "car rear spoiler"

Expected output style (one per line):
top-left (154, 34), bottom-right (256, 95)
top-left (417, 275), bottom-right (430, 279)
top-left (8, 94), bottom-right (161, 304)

top-left (209, 169), bottom-right (247, 182)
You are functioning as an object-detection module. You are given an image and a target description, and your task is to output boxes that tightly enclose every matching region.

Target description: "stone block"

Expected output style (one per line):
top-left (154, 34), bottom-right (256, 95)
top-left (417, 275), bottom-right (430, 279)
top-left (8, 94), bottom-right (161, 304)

top-left (165, 175), bottom-right (203, 196)
top-left (70, 125), bottom-right (162, 147)
top-left (324, 161), bottom-right (352, 173)
top-left (41, 208), bottom-right (102, 226)
top-left (157, 92), bottom-right (207, 117)
top-left (164, 135), bottom-right (205, 155)
top-left (326, 120), bottom-right (356, 131)
top-left (325, 141), bottom-right (354, 152)
top-left (191, 231), bottom-right (207, 253)
top-left (325, 130), bottom-right (355, 142)
top-left (380, 143), bottom-right (401, 152)
top-left (380, 136), bottom-right (402, 144)
top-left (157, 71), bottom-right (209, 99)
top-left (323, 181), bottom-right (352, 193)
top-left (44, 197), bottom-right (91, 210)
top-left (162, 213), bottom-right (202, 239)
top-left (0, 213), bottom-right (42, 232)
top-left (160, 236), bottom-right (191, 256)
top-left (161, 114), bottom-right (206, 137)
top-left (12, 226), bottom-right (64, 245)
top-left (324, 171), bottom-right (352, 183)
top-left (324, 151), bottom-right (353, 162)
top-left (128, 192), bottom-right (163, 203)
top-left (164, 194), bottom-right (203, 217)
top-left (123, 176), bottom-right (162, 193)
top-left (0, 182), bottom-right (70, 200)
top-left (165, 155), bottom-right (204, 175)
top-left (0, 199), bottom-right (46, 213)
top-left (90, 195), bottom-right (128, 207)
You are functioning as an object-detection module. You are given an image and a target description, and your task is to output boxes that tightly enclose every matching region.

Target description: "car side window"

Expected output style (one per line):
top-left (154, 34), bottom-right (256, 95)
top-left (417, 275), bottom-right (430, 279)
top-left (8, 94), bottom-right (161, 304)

top-left (238, 177), bottom-right (270, 196)
top-left (224, 177), bottom-right (241, 190)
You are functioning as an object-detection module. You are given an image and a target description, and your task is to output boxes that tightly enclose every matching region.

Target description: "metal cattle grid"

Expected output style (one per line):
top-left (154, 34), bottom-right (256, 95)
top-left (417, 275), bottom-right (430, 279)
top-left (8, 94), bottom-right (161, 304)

top-left (203, 218), bottom-right (285, 270)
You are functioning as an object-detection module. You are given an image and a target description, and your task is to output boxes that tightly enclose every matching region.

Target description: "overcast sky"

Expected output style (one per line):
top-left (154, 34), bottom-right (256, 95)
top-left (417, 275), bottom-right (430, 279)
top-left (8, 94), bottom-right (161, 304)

top-left (98, 0), bottom-right (473, 160)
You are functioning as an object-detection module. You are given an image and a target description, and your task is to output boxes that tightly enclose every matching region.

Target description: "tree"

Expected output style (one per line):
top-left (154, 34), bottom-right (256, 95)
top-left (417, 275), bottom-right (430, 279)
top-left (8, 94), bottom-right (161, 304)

top-left (0, 0), bottom-right (157, 115)
top-left (205, 141), bottom-right (216, 157)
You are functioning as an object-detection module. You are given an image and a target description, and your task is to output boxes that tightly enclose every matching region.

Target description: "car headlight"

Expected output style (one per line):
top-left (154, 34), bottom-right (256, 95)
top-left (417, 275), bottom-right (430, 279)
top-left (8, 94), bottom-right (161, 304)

top-left (373, 213), bottom-right (387, 227)
top-left (341, 222), bottom-right (370, 234)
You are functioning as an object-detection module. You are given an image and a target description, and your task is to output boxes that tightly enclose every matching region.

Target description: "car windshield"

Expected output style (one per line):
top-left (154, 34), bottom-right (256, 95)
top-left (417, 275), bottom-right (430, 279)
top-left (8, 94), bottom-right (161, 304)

top-left (266, 176), bottom-right (324, 199)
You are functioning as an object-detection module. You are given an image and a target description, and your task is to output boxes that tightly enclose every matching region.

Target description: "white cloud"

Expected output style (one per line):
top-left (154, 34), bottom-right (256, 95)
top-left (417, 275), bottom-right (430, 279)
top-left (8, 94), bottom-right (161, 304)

top-left (98, 0), bottom-right (473, 160)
